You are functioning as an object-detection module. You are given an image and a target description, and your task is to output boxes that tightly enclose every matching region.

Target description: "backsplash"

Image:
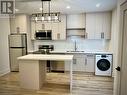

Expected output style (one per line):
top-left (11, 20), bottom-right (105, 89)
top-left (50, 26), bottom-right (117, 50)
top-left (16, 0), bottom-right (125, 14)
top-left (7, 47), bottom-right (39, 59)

top-left (32, 39), bottom-right (110, 52)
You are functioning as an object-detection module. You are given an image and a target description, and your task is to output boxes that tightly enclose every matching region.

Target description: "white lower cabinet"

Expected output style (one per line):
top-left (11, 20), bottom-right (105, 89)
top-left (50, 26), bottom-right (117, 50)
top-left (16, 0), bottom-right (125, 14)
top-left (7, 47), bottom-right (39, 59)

top-left (73, 54), bottom-right (86, 71)
top-left (85, 54), bottom-right (95, 72)
top-left (65, 54), bottom-right (95, 72)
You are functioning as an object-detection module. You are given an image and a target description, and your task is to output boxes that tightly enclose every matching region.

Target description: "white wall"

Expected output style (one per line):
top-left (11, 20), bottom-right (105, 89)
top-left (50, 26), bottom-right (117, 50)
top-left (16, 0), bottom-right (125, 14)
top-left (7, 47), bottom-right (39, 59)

top-left (112, 0), bottom-right (122, 95)
top-left (0, 18), bottom-right (10, 76)
top-left (32, 39), bottom-right (110, 52)
top-left (109, 9), bottom-right (118, 77)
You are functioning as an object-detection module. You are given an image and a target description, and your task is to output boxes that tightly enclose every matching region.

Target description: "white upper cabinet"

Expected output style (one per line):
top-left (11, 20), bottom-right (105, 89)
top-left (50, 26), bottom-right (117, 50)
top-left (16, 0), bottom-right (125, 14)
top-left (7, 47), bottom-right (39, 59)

top-left (86, 13), bottom-right (96, 39)
top-left (67, 13), bottom-right (86, 28)
top-left (102, 12), bottom-right (111, 39)
top-left (58, 15), bottom-right (66, 40)
top-left (95, 13), bottom-right (103, 39)
top-left (86, 12), bottom-right (111, 39)
top-left (66, 14), bottom-right (86, 39)
top-left (52, 23), bottom-right (59, 40)
top-left (52, 15), bottom-right (66, 40)
top-left (10, 15), bottom-right (28, 34)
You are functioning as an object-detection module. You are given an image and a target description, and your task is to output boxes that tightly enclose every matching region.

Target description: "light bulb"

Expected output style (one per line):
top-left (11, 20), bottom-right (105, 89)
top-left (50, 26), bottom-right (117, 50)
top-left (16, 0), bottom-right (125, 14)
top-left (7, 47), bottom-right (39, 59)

top-left (41, 16), bottom-right (44, 21)
top-left (48, 16), bottom-right (51, 21)
top-left (54, 16), bottom-right (58, 20)
top-left (35, 17), bottom-right (38, 21)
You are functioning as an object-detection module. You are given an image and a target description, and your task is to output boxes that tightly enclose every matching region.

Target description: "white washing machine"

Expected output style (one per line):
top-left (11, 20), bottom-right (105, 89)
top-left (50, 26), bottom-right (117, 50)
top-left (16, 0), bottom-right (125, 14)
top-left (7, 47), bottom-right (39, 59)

top-left (95, 54), bottom-right (113, 76)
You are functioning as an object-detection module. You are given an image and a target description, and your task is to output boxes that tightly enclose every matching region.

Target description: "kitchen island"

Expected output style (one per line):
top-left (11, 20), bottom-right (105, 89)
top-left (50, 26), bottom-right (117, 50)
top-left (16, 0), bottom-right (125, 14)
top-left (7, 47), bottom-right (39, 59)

top-left (18, 54), bottom-right (73, 92)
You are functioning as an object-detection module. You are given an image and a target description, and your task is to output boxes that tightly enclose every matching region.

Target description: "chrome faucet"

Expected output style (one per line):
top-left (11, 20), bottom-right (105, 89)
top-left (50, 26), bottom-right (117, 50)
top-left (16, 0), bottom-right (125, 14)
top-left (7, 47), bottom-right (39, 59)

top-left (74, 41), bottom-right (77, 51)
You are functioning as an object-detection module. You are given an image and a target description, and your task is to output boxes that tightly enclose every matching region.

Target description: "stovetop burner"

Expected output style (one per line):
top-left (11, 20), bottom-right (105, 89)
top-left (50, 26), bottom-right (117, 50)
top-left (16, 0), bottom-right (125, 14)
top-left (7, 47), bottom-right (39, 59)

top-left (33, 45), bottom-right (54, 54)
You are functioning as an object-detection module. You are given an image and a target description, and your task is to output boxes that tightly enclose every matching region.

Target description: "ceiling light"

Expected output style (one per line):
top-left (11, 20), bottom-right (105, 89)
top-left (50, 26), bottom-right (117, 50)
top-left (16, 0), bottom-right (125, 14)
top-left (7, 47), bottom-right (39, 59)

top-left (54, 13), bottom-right (58, 20)
top-left (31, 0), bottom-right (61, 22)
top-left (41, 15), bottom-right (44, 20)
top-left (96, 3), bottom-right (101, 8)
top-left (66, 6), bottom-right (71, 9)
top-left (48, 16), bottom-right (51, 21)
top-left (35, 15), bottom-right (38, 21)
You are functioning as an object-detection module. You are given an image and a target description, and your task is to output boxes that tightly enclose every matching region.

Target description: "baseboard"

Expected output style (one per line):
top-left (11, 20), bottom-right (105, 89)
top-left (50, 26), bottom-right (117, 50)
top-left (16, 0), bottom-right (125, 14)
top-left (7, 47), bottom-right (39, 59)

top-left (0, 69), bottom-right (10, 76)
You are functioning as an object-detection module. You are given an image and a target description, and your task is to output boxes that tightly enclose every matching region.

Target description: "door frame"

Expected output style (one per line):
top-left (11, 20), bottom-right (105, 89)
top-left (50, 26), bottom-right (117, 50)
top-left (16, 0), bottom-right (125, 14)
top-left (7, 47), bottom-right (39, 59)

top-left (116, 1), bottom-right (127, 95)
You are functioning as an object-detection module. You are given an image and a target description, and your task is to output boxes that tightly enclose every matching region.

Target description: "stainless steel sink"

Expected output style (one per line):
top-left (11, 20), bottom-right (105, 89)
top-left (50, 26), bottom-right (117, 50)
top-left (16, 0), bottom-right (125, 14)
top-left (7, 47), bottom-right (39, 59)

top-left (66, 51), bottom-right (85, 52)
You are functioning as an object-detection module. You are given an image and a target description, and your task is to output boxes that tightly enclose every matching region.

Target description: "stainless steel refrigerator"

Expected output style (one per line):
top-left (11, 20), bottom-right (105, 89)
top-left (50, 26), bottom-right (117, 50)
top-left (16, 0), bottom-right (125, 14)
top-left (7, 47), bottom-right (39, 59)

top-left (9, 34), bottom-right (27, 71)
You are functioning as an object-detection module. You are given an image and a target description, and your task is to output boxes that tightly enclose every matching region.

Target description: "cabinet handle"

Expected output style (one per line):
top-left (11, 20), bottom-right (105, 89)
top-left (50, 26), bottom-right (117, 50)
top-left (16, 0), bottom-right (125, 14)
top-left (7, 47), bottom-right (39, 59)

top-left (42, 24), bottom-right (45, 29)
top-left (87, 54), bottom-right (94, 57)
top-left (101, 32), bottom-right (104, 39)
top-left (85, 32), bottom-right (88, 39)
top-left (57, 33), bottom-right (60, 40)
top-left (73, 59), bottom-right (76, 64)
top-left (85, 58), bottom-right (87, 65)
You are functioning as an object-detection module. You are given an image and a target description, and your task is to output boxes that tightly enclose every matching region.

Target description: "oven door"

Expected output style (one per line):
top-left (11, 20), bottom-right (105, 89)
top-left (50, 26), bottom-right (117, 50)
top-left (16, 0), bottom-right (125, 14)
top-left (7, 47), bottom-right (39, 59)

top-left (35, 32), bottom-right (46, 40)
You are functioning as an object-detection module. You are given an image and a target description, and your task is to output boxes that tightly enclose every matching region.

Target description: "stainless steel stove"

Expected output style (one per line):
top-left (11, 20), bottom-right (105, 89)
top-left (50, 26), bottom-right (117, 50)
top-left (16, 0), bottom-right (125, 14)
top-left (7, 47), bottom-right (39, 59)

top-left (33, 45), bottom-right (54, 72)
top-left (33, 45), bottom-right (54, 54)
top-left (33, 45), bottom-right (64, 73)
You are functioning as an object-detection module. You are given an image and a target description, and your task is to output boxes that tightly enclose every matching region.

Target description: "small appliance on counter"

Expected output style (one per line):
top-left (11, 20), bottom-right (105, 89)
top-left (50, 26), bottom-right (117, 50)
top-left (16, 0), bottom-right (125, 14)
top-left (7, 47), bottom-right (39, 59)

top-left (35, 30), bottom-right (52, 40)
top-left (8, 33), bottom-right (27, 71)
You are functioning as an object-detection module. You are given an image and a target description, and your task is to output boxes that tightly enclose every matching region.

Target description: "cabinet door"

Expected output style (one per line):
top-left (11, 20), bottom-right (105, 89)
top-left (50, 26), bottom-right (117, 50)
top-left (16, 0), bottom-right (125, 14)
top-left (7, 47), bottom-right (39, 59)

top-left (45, 22), bottom-right (52, 30)
top-left (64, 60), bottom-right (70, 71)
top-left (76, 57), bottom-right (86, 71)
top-left (86, 13), bottom-right (95, 39)
top-left (64, 54), bottom-right (85, 72)
top-left (52, 23), bottom-right (59, 40)
top-left (35, 22), bottom-right (43, 30)
top-left (52, 15), bottom-right (66, 40)
top-left (59, 15), bottom-right (66, 40)
top-left (72, 57), bottom-right (85, 71)
top-left (86, 12), bottom-right (111, 39)
top-left (31, 22), bottom-right (36, 40)
top-left (95, 13), bottom-right (103, 39)
top-left (67, 14), bottom-right (85, 28)
top-left (73, 54), bottom-right (85, 71)
top-left (102, 12), bottom-right (111, 39)
top-left (10, 15), bottom-right (27, 34)
top-left (85, 54), bottom-right (95, 72)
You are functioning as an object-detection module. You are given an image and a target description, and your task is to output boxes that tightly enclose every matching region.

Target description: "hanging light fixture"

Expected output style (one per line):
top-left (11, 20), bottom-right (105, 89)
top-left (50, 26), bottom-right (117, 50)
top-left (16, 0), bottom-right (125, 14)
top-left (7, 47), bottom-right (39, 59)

top-left (31, 0), bottom-right (61, 22)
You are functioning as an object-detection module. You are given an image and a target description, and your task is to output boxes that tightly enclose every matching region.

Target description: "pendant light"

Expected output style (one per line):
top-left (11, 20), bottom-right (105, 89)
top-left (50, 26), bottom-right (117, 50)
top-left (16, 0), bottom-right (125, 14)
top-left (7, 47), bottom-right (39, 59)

top-left (31, 0), bottom-right (61, 22)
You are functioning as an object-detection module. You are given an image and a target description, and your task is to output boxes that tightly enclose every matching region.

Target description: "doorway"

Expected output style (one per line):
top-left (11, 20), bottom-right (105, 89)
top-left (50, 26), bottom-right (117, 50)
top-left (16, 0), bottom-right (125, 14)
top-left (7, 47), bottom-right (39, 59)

top-left (117, 1), bottom-right (127, 95)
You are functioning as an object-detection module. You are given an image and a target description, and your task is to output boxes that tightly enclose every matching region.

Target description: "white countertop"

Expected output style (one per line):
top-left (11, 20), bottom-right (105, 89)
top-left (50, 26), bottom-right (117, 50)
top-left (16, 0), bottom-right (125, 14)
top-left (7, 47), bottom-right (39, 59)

top-left (18, 54), bottom-right (73, 61)
top-left (50, 50), bottom-right (113, 54)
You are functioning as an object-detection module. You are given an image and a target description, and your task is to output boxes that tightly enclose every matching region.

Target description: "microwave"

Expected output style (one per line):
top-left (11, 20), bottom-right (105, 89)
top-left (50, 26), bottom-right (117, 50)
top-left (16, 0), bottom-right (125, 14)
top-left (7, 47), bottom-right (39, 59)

top-left (35, 30), bottom-right (52, 40)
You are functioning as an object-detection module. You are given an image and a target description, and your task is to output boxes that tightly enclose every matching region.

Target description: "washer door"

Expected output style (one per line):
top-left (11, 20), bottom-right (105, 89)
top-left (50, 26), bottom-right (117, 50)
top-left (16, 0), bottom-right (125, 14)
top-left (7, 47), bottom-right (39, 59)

top-left (97, 59), bottom-right (110, 71)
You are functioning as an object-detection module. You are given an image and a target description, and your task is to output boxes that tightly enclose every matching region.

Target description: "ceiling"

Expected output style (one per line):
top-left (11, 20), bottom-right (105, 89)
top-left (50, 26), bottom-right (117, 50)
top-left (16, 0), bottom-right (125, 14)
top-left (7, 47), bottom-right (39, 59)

top-left (15, 0), bottom-right (117, 14)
